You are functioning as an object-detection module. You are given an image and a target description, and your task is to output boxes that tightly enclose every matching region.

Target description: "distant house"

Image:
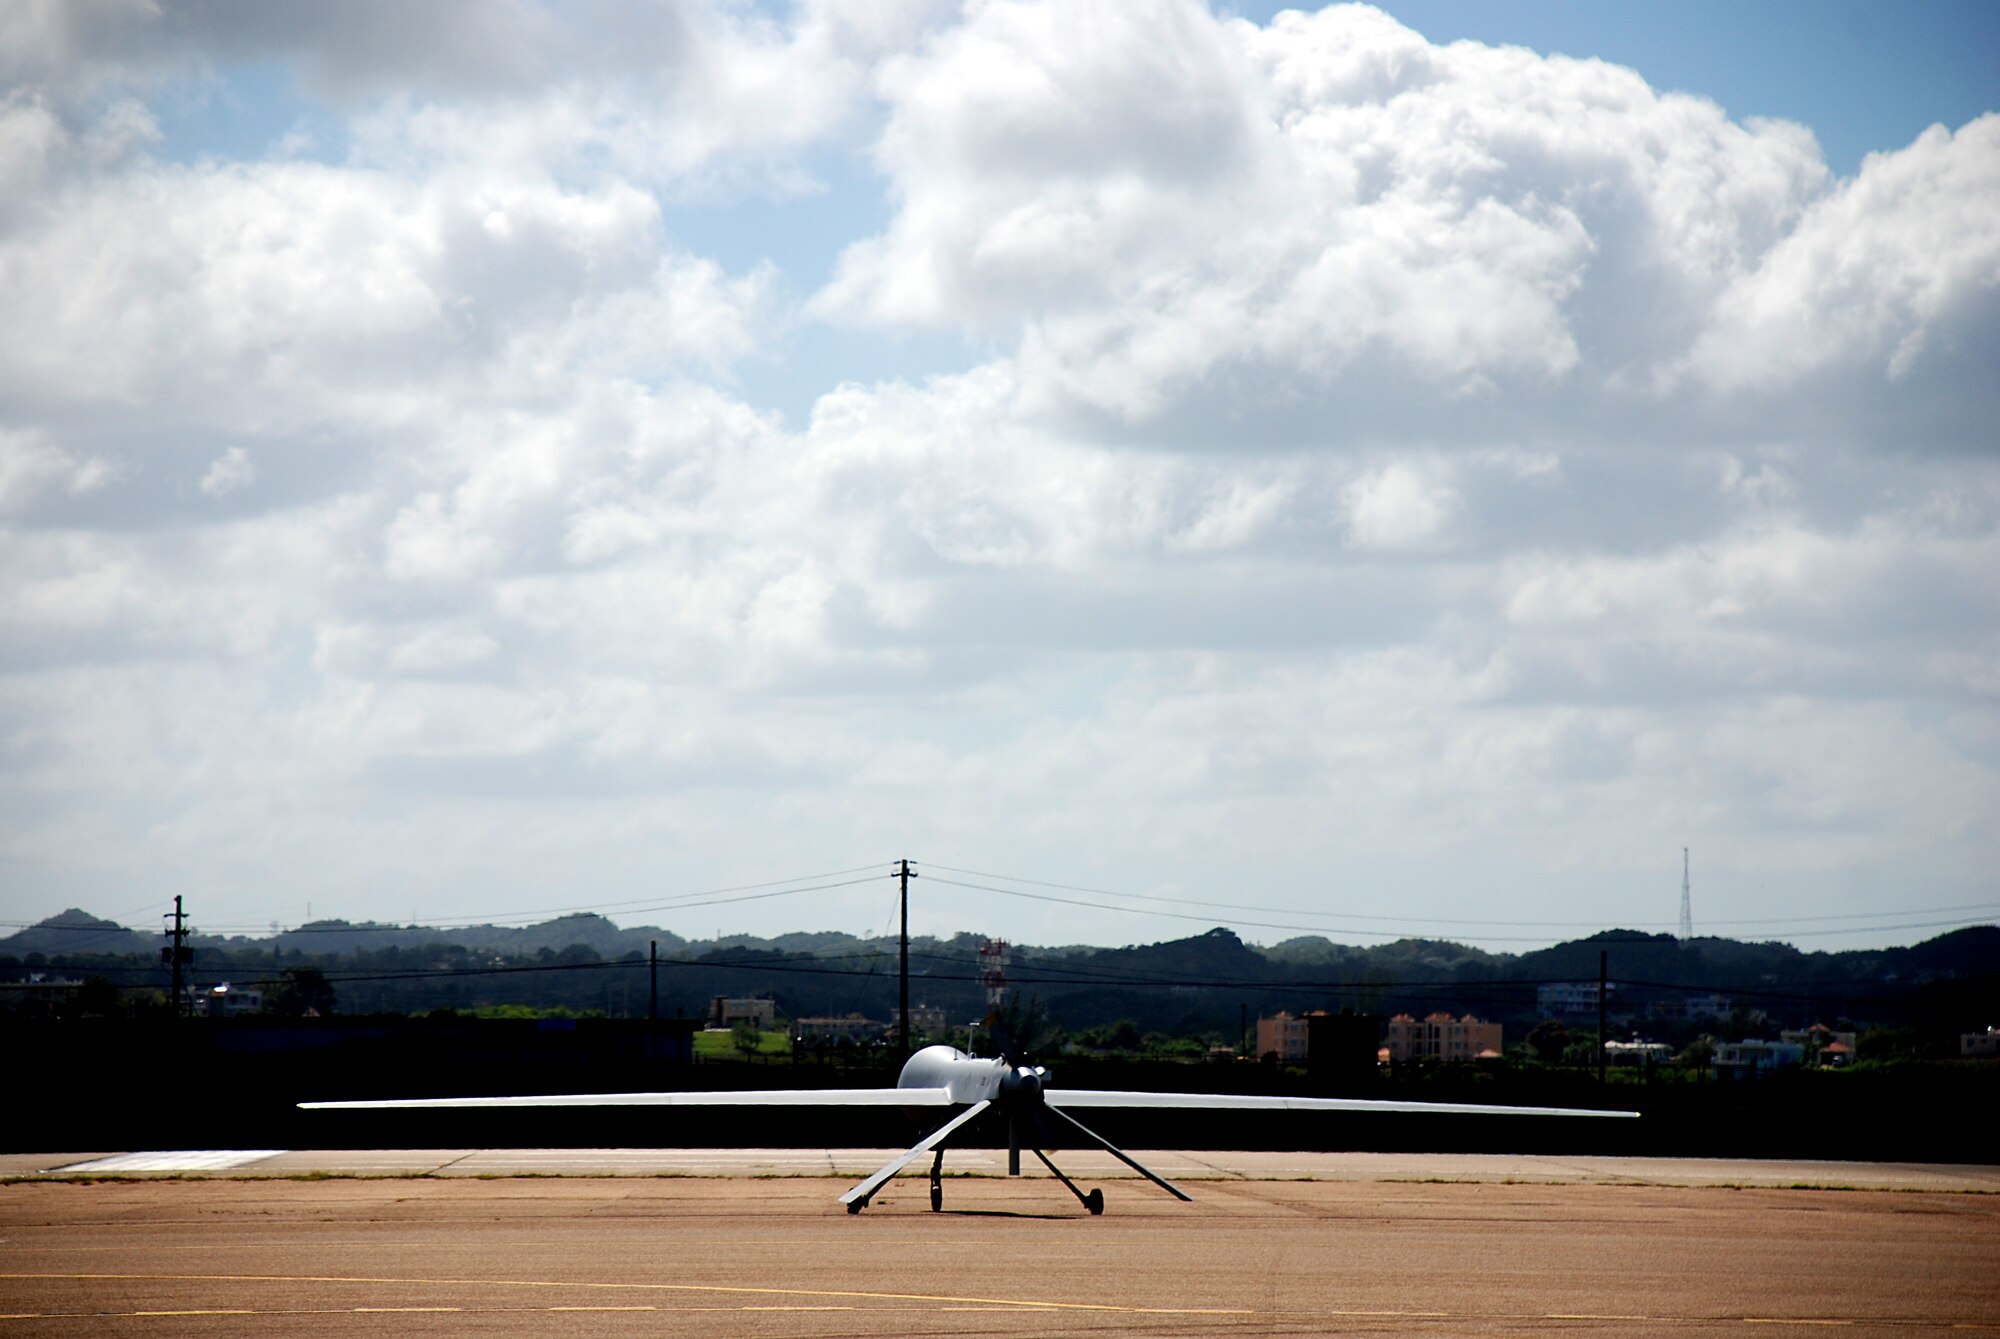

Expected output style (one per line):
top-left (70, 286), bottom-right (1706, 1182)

top-left (1962, 1028), bottom-right (2000, 1059)
top-left (1604, 1040), bottom-right (1674, 1066)
top-left (892, 1003), bottom-right (946, 1041)
top-left (1254, 1010), bottom-right (1384, 1070)
top-left (1255, 1011), bottom-right (1315, 1062)
top-left (708, 995), bottom-right (776, 1030)
top-left (1676, 992), bottom-right (1733, 1021)
top-left (0, 975), bottom-right (82, 1016)
top-left (1537, 981), bottom-right (1614, 1019)
top-left (1711, 1039), bottom-right (1804, 1080)
top-left (1781, 1024), bottom-right (1857, 1066)
top-left (1385, 1012), bottom-right (1501, 1063)
top-left (189, 982), bottom-right (263, 1018)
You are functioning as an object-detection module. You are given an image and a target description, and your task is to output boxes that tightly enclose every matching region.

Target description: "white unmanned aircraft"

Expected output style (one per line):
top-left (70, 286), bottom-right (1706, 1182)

top-left (303, 1043), bottom-right (1639, 1214)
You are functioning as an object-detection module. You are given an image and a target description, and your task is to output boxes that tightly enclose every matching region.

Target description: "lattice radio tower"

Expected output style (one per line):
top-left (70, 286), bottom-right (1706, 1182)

top-left (1679, 847), bottom-right (1693, 941)
top-left (979, 938), bottom-right (1010, 1017)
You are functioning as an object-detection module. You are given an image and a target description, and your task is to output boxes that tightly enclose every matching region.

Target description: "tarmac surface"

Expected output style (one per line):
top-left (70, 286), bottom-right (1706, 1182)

top-left (4, 1151), bottom-right (1997, 1336)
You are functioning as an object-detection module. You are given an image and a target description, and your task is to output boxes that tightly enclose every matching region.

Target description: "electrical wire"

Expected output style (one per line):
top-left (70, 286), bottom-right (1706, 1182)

top-left (178, 871), bottom-right (893, 937)
top-left (399, 862), bottom-right (893, 926)
top-left (6, 855), bottom-right (1992, 950)
top-left (924, 875), bottom-right (1658, 943)
top-left (918, 861), bottom-right (2000, 932)
top-left (920, 874), bottom-right (1996, 945)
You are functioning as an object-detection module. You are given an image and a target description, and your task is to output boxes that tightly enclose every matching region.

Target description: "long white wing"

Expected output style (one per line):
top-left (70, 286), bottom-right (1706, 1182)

top-left (1044, 1090), bottom-right (1639, 1119)
top-left (300, 1087), bottom-right (954, 1110)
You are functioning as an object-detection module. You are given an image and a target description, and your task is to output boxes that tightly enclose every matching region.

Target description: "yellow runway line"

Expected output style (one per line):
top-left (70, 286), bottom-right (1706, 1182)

top-left (6, 1276), bottom-right (1984, 1332)
top-left (0, 1271), bottom-right (1251, 1316)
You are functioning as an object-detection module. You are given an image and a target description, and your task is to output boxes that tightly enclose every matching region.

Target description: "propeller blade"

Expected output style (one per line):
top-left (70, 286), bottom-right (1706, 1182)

top-left (1008, 1108), bottom-right (1022, 1176)
top-left (838, 1098), bottom-right (991, 1212)
top-left (1042, 1102), bottom-right (1192, 1202)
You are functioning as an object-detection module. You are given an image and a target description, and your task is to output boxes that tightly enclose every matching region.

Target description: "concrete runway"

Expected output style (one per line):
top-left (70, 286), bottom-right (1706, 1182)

top-left (4, 1152), bottom-right (1996, 1336)
top-left (8, 1147), bottom-right (1998, 1191)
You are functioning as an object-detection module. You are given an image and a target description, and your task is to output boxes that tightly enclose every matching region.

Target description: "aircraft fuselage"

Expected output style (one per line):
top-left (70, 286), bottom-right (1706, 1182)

top-left (896, 1044), bottom-right (1037, 1107)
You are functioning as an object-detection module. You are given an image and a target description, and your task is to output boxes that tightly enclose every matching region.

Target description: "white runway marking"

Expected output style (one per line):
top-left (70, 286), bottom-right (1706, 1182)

top-left (59, 1151), bottom-right (287, 1172)
top-left (7, 1149), bottom-right (1996, 1194)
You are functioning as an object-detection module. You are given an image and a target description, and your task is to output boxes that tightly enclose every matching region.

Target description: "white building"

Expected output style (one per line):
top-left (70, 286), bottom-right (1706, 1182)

top-left (1604, 1040), bottom-right (1674, 1066)
top-left (189, 982), bottom-right (263, 1017)
top-left (1537, 981), bottom-right (1615, 1018)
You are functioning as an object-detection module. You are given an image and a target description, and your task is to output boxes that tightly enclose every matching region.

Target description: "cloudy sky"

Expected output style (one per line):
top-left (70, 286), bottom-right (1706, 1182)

top-left (2, 0), bottom-right (1996, 953)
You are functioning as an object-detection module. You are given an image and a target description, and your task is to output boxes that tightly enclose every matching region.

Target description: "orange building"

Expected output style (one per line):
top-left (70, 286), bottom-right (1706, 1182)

top-left (1255, 1010), bottom-right (1316, 1062)
top-left (1384, 1012), bottom-right (1501, 1063)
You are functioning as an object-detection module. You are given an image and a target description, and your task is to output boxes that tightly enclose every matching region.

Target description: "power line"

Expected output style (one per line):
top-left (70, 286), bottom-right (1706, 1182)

top-left (398, 862), bottom-right (894, 926)
top-left (178, 872), bottom-right (891, 937)
top-left (923, 861), bottom-right (1652, 928)
top-left (6, 856), bottom-right (1993, 949)
top-left (918, 862), bottom-right (1999, 932)
top-left (922, 874), bottom-right (1996, 944)
top-left (922, 873), bottom-right (1413, 938)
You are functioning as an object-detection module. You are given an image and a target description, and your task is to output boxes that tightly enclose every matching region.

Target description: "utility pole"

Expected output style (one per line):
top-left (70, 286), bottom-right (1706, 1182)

top-left (161, 896), bottom-right (192, 1019)
top-left (896, 859), bottom-right (915, 1061)
top-left (1596, 949), bottom-right (1608, 1085)
top-left (648, 939), bottom-right (659, 1060)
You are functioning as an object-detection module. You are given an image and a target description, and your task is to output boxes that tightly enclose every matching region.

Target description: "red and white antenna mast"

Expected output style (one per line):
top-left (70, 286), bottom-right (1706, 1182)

top-left (979, 938), bottom-right (1010, 1017)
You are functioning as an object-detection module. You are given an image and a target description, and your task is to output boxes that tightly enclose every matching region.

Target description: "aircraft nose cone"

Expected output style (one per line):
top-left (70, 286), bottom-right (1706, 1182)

top-left (1002, 1066), bottom-right (1043, 1103)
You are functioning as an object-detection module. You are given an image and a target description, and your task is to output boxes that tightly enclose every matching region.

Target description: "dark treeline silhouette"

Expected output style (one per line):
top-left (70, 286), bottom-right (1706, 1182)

top-left (4, 913), bottom-right (1996, 1161)
top-left (6, 912), bottom-right (1995, 1053)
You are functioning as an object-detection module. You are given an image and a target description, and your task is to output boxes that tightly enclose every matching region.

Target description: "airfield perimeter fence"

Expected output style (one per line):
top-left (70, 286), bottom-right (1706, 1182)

top-left (6, 1011), bottom-right (1995, 1163)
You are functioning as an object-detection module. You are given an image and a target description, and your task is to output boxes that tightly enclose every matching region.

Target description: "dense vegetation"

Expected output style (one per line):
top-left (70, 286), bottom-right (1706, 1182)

top-left (5, 910), bottom-right (1994, 1061)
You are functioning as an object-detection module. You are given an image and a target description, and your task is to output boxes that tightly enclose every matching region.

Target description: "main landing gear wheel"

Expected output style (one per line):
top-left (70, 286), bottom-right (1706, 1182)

top-left (1030, 1146), bottom-right (1107, 1215)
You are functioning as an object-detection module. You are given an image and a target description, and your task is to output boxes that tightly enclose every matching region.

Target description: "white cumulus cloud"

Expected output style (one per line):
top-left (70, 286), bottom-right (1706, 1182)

top-left (0, 0), bottom-right (1994, 949)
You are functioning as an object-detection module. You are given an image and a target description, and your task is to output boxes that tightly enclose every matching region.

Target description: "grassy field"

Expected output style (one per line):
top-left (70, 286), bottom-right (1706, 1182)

top-left (692, 1028), bottom-right (791, 1061)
